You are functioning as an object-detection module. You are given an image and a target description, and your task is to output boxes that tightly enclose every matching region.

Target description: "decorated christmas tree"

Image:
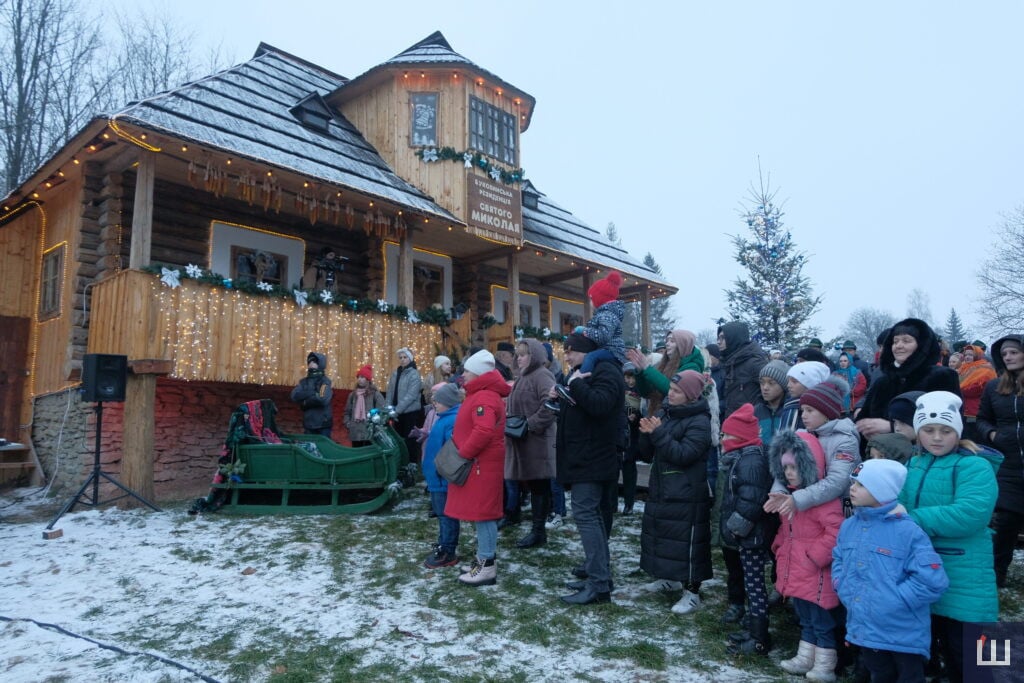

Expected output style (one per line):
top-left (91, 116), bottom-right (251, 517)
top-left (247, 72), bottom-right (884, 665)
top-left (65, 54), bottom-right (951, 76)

top-left (725, 179), bottom-right (820, 350)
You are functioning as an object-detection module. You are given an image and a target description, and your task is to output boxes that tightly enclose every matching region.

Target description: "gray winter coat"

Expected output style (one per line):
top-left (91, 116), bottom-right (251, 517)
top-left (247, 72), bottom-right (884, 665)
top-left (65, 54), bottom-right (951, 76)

top-left (343, 385), bottom-right (387, 442)
top-left (505, 339), bottom-right (557, 480)
top-left (386, 363), bottom-right (424, 416)
top-left (770, 418), bottom-right (861, 511)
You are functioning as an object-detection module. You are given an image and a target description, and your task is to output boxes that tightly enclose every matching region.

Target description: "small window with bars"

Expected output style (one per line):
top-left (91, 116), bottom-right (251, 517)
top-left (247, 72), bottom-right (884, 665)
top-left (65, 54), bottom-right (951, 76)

top-left (469, 96), bottom-right (516, 166)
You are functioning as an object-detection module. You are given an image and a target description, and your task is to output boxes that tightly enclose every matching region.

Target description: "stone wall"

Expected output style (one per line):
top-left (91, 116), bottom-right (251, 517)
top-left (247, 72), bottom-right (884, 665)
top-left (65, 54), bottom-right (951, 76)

top-left (32, 380), bottom-right (353, 503)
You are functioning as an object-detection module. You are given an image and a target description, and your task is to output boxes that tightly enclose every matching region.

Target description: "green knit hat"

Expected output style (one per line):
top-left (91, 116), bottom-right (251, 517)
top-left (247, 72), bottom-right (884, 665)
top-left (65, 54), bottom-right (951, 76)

top-left (866, 433), bottom-right (915, 465)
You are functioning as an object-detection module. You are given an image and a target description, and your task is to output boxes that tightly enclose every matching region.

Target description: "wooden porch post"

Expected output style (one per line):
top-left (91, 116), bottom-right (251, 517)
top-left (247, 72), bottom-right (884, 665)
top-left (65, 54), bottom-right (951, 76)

top-left (397, 233), bottom-right (414, 309)
top-left (507, 254), bottom-right (520, 327)
top-left (129, 151), bottom-right (156, 269)
top-left (582, 272), bottom-right (593, 320)
top-left (641, 288), bottom-right (652, 351)
top-left (120, 359), bottom-right (172, 507)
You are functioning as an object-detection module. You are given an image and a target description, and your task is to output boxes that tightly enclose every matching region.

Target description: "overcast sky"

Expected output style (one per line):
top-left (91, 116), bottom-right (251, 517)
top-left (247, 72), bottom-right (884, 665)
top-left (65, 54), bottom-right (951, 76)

top-left (113, 1), bottom-right (1024, 342)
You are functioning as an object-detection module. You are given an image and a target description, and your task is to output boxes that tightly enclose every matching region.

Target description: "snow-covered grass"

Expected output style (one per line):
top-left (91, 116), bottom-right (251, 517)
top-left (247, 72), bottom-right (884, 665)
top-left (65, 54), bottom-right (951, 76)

top-left (3, 485), bottom-right (1022, 682)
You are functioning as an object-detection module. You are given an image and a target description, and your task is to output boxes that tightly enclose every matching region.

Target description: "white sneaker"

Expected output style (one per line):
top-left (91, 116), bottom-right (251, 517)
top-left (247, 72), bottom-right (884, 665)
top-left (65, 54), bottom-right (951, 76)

top-left (637, 578), bottom-right (683, 593)
top-left (670, 590), bottom-right (701, 614)
top-left (545, 513), bottom-right (564, 530)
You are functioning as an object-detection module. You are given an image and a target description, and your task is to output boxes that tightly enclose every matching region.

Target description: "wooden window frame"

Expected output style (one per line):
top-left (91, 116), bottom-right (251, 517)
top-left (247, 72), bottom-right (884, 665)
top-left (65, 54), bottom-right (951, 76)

top-left (469, 96), bottom-right (517, 166)
top-left (38, 243), bottom-right (65, 321)
top-left (410, 92), bottom-right (439, 147)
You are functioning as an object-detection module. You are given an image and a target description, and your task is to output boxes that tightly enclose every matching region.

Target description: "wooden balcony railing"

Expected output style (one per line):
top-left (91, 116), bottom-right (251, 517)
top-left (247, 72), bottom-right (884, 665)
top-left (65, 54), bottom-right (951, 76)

top-left (87, 270), bottom-right (444, 385)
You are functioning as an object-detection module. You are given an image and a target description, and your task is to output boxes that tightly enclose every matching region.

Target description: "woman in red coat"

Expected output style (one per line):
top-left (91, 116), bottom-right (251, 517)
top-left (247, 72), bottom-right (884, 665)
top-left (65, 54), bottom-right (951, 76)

top-left (444, 349), bottom-right (510, 586)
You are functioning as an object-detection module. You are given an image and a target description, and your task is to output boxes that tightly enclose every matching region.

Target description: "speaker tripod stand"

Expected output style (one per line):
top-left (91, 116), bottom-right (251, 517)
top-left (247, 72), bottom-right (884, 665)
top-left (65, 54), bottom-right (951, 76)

top-left (46, 401), bottom-right (160, 530)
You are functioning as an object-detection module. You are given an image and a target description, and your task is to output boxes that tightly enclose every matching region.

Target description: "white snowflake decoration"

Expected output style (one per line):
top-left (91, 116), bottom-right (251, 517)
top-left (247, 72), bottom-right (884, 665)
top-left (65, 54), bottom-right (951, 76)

top-left (256, 281), bottom-right (272, 292)
top-left (293, 289), bottom-right (309, 308)
top-left (319, 290), bottom-right (334, 304)
top-left (160, 267), bottom-right (181, 289)
top-left (422, 148), bottom-right (438, 162)
top-left (489, 167), bottom-right (502, 182)
top-left (185, 264), bottom-right (203, 279)
top-left (463, 152), bottom-right (473, 168)
top-left (377, 299), bottom-right (390, 312)
top-left (407, 310), bottom-right (420, 323)
top-left (515, 327), bottom-right (524, 339)
top-left (542, 327), bottom-right (551, 338)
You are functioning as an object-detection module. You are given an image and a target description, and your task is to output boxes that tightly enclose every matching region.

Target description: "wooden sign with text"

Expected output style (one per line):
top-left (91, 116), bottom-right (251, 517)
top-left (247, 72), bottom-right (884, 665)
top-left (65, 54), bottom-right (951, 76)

top-left (466, 174), bottom-right (522, 245)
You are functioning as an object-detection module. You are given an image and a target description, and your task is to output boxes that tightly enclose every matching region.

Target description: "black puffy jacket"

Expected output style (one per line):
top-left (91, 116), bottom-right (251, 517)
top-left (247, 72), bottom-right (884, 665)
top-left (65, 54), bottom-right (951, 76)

top-left (977, 334), bottom-right (1024, 513)
top-left (720, 444), bottom-right (778, 550)
top-left (857, 318), bottom-right (961, 422)
top-left (636, 399), bottom-right (714, 584)
top-left (719, 322), bottom-right (768, 418)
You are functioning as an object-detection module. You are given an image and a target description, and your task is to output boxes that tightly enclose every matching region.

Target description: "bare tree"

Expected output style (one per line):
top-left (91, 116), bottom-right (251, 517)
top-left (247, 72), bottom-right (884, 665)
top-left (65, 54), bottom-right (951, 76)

top-left (695, 328), bottom-right (718, 347)
top-left (906, 288), bottom-right (933, 326)
top-left (977, 204), bottom-right (1024, 337)
top-left (840, 307), bottom-right (897, 356)
top-left (0, 0), bottom-right (109, 193)
top-left (108, 8), bottom-right (232, 108)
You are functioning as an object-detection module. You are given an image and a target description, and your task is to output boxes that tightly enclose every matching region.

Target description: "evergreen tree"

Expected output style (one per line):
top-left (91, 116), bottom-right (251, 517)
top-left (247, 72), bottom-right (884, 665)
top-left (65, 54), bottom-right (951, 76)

top-left (645, 253), bottom-right (676, 343)
top-left (725, 178), bottom-right (821, 350)
top-left (944, 307), bottom-right (968, 347)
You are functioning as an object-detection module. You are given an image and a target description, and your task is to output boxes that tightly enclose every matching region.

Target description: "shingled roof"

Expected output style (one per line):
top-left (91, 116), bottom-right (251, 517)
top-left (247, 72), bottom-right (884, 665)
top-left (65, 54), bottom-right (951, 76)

top-left (108, 44), bottom-right (459, 222)
top-left (521, 181), bottom-right (673, 290)
top-left (337, 31), bottom-right (535, 130)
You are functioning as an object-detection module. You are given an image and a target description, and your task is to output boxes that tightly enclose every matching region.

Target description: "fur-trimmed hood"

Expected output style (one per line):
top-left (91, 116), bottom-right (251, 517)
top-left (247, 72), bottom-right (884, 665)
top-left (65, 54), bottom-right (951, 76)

top-left (768, 429), bottom-right (826, 490)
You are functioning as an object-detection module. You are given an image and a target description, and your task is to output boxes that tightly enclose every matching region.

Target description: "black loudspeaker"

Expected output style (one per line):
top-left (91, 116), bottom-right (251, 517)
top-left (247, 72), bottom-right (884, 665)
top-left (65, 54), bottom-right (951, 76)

top-left (81, 353), bottom-right (128, 403)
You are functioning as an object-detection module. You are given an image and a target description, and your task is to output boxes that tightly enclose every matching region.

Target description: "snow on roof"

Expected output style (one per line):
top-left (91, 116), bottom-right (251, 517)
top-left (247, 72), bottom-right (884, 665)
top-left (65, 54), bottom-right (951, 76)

top-left (109, 47), bottom-right (459, 223)
top-left (522, 181), bottom-right (674, 290)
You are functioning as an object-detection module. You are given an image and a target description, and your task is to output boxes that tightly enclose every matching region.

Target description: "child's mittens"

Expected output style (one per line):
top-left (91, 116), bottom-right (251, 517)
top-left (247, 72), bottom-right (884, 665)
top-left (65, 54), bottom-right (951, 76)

top-left (726, 511), bottom-right (754, 537)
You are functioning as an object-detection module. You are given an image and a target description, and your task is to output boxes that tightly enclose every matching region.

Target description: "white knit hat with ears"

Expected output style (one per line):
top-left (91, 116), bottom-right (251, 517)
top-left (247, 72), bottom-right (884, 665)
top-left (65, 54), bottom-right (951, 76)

top-left (913, 391), bottom-right (964, 437)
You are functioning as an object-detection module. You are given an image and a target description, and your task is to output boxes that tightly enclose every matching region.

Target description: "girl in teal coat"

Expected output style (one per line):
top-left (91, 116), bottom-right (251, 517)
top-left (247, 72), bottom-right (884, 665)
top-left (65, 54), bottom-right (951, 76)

top-left (899, 391), bottom-right (1001, 683)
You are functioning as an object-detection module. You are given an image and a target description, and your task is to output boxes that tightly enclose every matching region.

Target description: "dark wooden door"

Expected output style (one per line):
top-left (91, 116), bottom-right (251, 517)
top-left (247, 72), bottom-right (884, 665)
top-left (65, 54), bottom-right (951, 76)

top-left (0, 316), bottom-right (30, 441)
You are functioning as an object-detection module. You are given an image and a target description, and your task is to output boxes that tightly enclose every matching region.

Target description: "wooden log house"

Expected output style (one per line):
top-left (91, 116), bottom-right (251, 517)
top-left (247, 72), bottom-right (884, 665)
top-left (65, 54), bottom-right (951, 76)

top-left (0, 31), bottom-right (676, 501)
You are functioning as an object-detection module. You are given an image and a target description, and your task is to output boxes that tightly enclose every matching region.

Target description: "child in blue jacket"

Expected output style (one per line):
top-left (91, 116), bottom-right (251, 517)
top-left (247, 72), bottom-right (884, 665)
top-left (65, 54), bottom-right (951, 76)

top-left (421, 383), bottom-right (463, 569)
top-left (833, 459), bottom-right (948, 683)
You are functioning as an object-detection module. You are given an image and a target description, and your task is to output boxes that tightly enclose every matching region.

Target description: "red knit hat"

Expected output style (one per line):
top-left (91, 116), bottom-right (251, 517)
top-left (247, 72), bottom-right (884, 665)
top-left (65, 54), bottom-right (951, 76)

top-left (588, 271), bottom-right (623, 308)
top-left (356, 364), bottom-right (373, 381)
top-left (721, 403), bottom-right (761, 452)
top-left (800, 378), bottom-right (844, 421)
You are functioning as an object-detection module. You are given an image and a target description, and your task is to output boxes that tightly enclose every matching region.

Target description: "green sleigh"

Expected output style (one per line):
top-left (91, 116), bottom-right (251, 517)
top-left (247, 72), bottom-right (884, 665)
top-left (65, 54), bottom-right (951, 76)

top-left (193, 400), bottom-right (410, 515)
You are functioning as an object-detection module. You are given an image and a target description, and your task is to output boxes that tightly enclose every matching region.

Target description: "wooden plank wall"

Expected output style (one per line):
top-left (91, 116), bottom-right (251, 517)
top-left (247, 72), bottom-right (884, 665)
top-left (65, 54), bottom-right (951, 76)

top-left (0, 206), bottom-right (40, 318)
top-left (88, 270), bottom-right (443, 387)
top-left (339, 71), bottom-right (522, 226)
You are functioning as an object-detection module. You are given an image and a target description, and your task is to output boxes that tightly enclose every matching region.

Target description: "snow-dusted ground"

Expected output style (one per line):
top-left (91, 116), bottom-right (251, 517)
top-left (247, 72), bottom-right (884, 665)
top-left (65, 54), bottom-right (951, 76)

top-left (0, 487), bottom-right (772, 682)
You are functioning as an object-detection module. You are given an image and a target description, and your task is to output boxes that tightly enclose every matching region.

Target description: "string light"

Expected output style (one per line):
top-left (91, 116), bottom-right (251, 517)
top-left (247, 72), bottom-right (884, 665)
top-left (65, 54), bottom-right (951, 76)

top-left (108, 119), bottom-right (161, 152)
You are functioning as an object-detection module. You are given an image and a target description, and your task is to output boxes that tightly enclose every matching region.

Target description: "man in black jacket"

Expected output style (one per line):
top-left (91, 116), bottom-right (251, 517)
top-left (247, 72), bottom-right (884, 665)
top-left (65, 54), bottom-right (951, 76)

top-left (717, 322), bottom-right (768, 419)
top-left (290, 352), bottom-right (334, 437)
top-left (553, 332), bottom-right (625, 605)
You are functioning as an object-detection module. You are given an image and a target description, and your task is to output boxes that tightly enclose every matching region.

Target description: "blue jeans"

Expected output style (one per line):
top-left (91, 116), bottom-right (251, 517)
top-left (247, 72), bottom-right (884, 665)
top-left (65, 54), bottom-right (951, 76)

top-left (571, 480), bottom-right (613, 592)
top-left (550, 478), bottom-right (566, 516)
top-left (791, 597), bottom-right (837, 648)
top-left (503, 479), bottom-right (520, 517)
top-left (475, 520), bottom-right (498, 561)
top-left (429, 491), bottom-right (459, 553)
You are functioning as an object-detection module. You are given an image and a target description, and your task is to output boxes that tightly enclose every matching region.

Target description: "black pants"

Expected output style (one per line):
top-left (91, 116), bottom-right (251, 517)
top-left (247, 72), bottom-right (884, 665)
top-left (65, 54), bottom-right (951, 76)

top-left (992, 508), bottom-right (1024, 585)
top-left (722, 546), bottom-right (745, 606)
top-left (620, 453), bottom-right (637, 509)
top-left (860, 648), bottom-right (926, 683)
top-left (931, 615), bottom-right (964, 683)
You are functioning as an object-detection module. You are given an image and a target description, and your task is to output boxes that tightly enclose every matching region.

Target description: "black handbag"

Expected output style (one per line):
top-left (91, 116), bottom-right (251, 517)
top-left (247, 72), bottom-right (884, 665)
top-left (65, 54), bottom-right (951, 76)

top-left (434, 438), bottom-right (473, 485)
top-left (504, 415), bottom-right (528, 440)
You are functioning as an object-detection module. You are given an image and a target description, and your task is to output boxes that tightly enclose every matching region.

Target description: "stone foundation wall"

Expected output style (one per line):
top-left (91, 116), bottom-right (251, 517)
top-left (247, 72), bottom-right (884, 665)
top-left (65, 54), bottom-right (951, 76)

top-left (32, 380), bottom-right (352, 503)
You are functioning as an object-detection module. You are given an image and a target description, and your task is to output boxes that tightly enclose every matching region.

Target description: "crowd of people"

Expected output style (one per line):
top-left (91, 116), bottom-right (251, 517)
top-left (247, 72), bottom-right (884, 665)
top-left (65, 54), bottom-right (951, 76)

top-left (289, 276), bottom-right (1024, 683)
